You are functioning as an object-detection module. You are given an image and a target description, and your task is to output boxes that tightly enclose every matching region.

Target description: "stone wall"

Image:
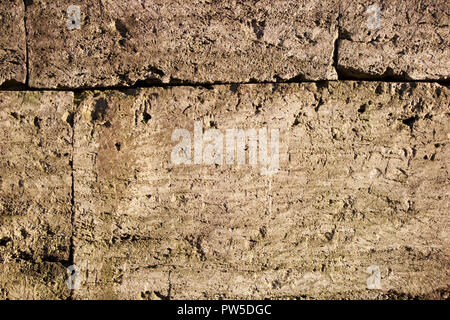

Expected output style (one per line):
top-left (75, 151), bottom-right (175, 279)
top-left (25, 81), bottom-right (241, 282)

top-left (0, 0), bottom-right (448, 300)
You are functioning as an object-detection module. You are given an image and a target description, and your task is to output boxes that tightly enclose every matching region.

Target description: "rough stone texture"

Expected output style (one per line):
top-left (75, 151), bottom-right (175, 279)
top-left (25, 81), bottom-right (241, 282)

top-left (338, 0), bottom-right (450, 80)
top-left (1, 0), bottom-right (449, 301)
top-left (73, 82), bottom-right (449, 299)
top-left (0, 91), bottom-right (74, 299)
top-left (26, 0), bottom-right (339, 88)
top-left (0, 0), bottom-right (27, 86)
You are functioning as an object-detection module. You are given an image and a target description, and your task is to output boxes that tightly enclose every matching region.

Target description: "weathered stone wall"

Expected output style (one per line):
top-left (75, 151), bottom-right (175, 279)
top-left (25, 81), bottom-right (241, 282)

top-left (0, 0), bottom-right (449, 300)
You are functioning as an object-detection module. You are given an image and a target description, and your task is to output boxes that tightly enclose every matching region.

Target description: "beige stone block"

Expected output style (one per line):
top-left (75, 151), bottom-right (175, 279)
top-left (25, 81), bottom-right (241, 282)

top-left (73, 82), bottom-right (449, 299)
top-left (0, 91), bottom-right (74, 299)
top-left (26, 0), bottom-right (339, 88)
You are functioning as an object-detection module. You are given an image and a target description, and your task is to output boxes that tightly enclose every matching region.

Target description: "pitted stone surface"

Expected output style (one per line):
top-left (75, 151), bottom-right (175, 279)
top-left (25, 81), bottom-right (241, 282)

top-left (0, 0), bottom-right (449, 301)
top-left (0, 91), bottom-right (74, 299)
top-left (338, 0), bottom-right (450, 80)
top-left (0, 0), bottom-right (26, 86)
top-left (26, 0), bottom-right (339, 88)
top-left (73, 82), bottom-right (449, 299)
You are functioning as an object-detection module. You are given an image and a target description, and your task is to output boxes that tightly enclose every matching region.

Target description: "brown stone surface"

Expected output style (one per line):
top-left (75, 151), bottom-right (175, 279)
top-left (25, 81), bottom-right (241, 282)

top-left (0, 0), bottom-right (27, 86)
top-left (0, 0), bottom-right (449, 301)
top-left (73, 82), bottom-right (449, 299)
top-left (0, 91), bottom-right (74, 299)
top-left (338, 0), bottom-right (450, 80)
top-left (26, 0), bottom-right (339, 88)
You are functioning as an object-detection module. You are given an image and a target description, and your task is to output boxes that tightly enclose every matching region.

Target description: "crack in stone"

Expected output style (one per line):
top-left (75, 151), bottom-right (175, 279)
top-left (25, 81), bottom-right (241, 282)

top-left (2, 78), bottom-right (448, 92)
top-left (68, 94), bottom-right (76, 300)
top-left (332, 0), bottom-right (342, 80)
top-left (22, 0), bottom-right (30, 86)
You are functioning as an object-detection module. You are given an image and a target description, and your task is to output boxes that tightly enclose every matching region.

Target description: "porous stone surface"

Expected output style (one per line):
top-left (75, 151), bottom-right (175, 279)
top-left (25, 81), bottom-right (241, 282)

top-left (1, 0), bottom-right (449, 301)
top-left (0, 0), bottom-right (27, 86)
top-left (0, 91), bottom-right (74, 299)
top-left (73, 82), bottom-right (449, 299)
top-left (338, 0), bottom-right (450, 80)
top-left (26, 0), bottom-right (339, 88)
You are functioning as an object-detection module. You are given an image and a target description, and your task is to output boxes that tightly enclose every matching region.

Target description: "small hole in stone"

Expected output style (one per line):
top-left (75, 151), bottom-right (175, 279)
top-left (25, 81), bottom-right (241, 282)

top-left (34, 117), bottom-right (41, 130)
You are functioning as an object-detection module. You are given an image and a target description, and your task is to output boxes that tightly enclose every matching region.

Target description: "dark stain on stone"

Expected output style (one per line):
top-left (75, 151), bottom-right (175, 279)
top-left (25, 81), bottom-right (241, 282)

top-left (148, 66), bottom-right (165, 77)
top-left (375, 84), bottom-right (384, 94)
top-left (230, 83), bottom-right (239, 93)
top-left (92, 98), bottom-right (109, 121)
top-left (0, 237), bottom-right (11, 246)
top-left (251, 19), bottom-right (266, 40)
top-left (315, 98), bottom-right (324, 112)
top-left (33, 117), bottom-right (41, 130)
top-left (115, 19), bottom-right (129, 38)
top-left (435, 87), bottom-right (441, 98)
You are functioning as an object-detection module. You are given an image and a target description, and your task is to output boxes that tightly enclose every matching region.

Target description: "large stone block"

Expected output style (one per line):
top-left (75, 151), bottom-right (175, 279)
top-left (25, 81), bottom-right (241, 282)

top-left (0, 0), bottom-right (27, 86)
top-left (0, 91), bottom-right (74, 299)
top-left (73, 82), bottom-right (449, 299)
top-left (26, 0), bottom-right (339, 88)
top-left (338, 0), bottom-right (449, 80)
